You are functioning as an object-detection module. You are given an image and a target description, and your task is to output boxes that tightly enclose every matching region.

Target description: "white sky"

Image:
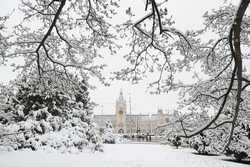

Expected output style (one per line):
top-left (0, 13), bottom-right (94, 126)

top-left (0, 0), bottom-right (239, 115)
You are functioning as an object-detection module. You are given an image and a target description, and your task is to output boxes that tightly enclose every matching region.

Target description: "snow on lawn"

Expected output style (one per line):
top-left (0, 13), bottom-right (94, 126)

top-left (0, 144), bottom-right (249, 167)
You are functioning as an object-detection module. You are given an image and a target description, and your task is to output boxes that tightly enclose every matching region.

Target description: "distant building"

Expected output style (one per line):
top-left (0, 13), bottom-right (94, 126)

top-left (93, 91), bottom-right (170, 134)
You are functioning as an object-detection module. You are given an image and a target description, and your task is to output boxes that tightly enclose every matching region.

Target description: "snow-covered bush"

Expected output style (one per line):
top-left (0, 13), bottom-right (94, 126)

top-left (190, 132), bottom-right (212, 155)
top-left (225, 125), bottom-right (250, 161)
top-left (114, 134), bottom-right (130, 144)
top-left (102, 121), bottom-right (115, 144)
top-left (188, 123), bottom-right (250, 159)
top-left (0, 106), bottom-right (102, 152)
top-left (0, 76), bottom-right (102, 152)
top-left (171, 135), bottom-right (181, 149)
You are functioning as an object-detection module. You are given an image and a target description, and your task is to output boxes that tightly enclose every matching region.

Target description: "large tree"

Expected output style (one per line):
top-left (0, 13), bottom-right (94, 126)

top-left (5, 0), bottom-right (119, 85)
top-left (116, 0), bottom-right (250, 152)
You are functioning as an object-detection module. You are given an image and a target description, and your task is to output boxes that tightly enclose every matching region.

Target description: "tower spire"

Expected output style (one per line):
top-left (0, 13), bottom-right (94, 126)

top-left (118, 89), bottom-right (125, 103)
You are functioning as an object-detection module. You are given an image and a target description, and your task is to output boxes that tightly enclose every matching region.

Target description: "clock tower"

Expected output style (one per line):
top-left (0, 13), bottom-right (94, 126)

top-left (115, 90), bottom-right (127, 133)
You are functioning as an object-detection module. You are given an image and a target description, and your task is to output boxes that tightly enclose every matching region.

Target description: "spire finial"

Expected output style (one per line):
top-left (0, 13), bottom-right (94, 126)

top-left (118, 88), bottom-right (125, 102)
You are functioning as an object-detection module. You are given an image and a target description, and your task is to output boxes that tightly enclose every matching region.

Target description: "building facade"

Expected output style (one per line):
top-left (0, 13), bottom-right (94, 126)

top-left (93, 91), bottom-right (170, 134)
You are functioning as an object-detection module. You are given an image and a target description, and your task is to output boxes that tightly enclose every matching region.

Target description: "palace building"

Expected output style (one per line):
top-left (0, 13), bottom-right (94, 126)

top-left (93, 91), bottom-right (170, 134)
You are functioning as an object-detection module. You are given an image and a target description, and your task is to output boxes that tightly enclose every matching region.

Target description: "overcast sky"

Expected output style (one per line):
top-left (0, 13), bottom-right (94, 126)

top-left (0, 0), bottom-right (238, 115)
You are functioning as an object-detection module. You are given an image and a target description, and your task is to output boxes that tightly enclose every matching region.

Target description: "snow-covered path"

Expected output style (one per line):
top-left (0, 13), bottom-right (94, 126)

top-left (0, 144), bottom-right (249, 167)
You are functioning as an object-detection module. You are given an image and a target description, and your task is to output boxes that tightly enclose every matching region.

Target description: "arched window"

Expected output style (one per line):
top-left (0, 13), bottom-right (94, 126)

top-left (119, 110), bottom-right (123, 115)
top-left (118, 129), bottom-right (124, 134)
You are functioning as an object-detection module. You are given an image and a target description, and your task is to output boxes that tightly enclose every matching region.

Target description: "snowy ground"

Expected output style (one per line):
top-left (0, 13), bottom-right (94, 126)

top-left (0, 144), bottom-right (249, 167)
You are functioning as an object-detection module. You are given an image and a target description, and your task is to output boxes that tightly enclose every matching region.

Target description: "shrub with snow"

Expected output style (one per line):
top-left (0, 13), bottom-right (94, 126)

top-left (0, 76), bottom-right (102, 152)
top-left (190, 133), bottom-right (212, 155)
top-left (102, 121), bottom-right (115, 144)
top-left (114, 134), bottom-right (130, 144)
top-left (225, 125), bottom-right (250, 161)
top-left (170, 135), bottom-right (181, 149)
